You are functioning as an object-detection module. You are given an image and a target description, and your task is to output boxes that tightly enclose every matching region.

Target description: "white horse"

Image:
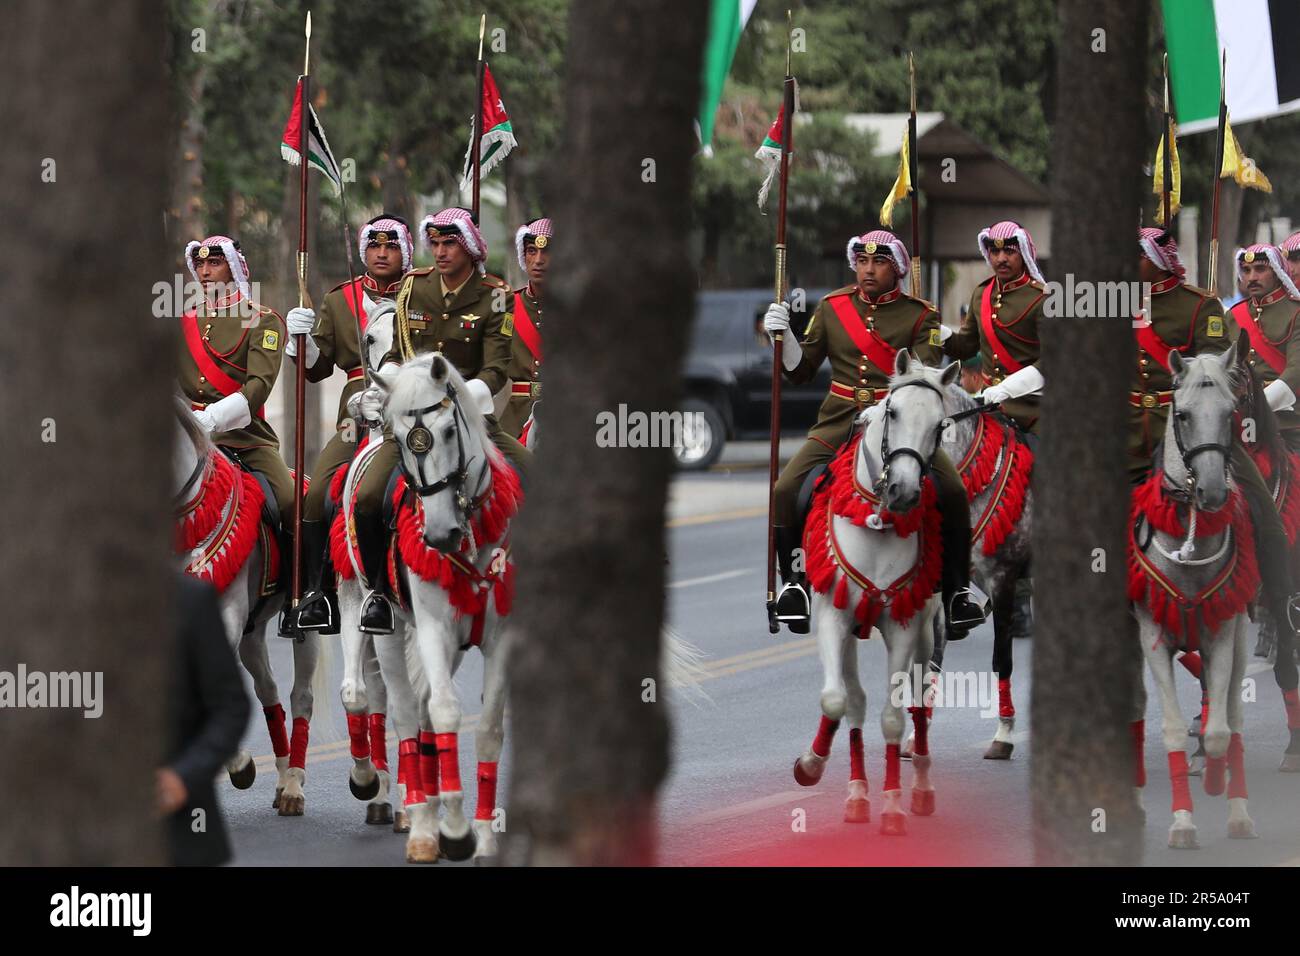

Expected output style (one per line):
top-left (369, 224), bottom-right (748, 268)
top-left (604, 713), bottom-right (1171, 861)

top-left (172, 398), bottom-right (322, 815)
top-left (793, 351), bottom-right (953, 834)
top-left (1131, 340), bottom-right (1257, 848)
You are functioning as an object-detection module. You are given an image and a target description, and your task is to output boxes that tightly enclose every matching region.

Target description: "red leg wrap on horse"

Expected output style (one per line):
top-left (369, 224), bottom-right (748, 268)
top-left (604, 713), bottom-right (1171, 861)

top-left (848, 728), bottom-right (867, 784)
top-left (347, 712), bottom-right (371, 760)
top-left (369, 713), bottom-right (388, 772)
top-left (1131, 720), bottom-right (1146, 788)
top-left (1200, 694), bottom-right (1209, 729)
top-left (1284, 689), bottom-right (1300, 731)
top-left (475, 762), bottom-right (498, 821)
top-left (1177, 651), bottom-right (1203, 679)
top-left (812, 716), bottom-right (840, 758)
top-left (436, 732), bottom-right (462, 793)
top-left (263, 704), bottom-right (290, 758)
top-left (998, 677), bottom-right (1014, 719)
top-left (1226, 733), bottom-right (1248, 800)
top-left (884, 743), bottom-right (901, 792)
top-left (908, 706), bottom-right (930, 757)
top-left (398, 738), bottom-right (424, 805)
top-left (289, 717), bottom-right (310, 770)
top-left (1168, 751), bottom-right (1193, 812)
top-left (1204, 754), bottom-right (1226, 796)
top-left (418, 730), bottom-right (440, 797)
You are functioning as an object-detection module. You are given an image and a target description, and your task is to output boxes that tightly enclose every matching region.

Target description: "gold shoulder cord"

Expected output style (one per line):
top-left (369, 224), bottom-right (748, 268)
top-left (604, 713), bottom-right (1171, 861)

top-left (395, 275), bottom-right (416, 361)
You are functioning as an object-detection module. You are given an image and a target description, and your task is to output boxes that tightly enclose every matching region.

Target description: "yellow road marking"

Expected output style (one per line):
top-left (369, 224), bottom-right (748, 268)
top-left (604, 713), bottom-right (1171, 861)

top-left (668, 506), bottom-right (767, 528)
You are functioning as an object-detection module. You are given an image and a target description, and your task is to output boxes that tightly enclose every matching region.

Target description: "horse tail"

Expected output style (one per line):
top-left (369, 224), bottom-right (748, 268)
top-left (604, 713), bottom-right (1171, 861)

top-left (311, 626), bottom-right (338, 742)
top-left (661, 625), bottom-right (711, 706)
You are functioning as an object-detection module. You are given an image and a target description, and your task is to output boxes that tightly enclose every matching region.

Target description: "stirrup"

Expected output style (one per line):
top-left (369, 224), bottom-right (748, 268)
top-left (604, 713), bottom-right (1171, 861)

top-left (776, 581), bottom-right (811, 634)
top-left (947, 587), bottom-right (988, 631)
top-left (1287, 594), bottom-right (1300, 635)
top-left (359, 590), bottom-right (395, 635)
top-left (296, 590), bottom-right (338, 633)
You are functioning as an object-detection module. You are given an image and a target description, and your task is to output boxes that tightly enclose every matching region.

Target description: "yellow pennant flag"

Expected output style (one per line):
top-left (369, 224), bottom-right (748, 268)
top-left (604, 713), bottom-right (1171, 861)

top-left (1153, 119), bottom-right (1180, 226)
top-left (1221, 116), bottom-right (1273, 192)
top-left (879, 127), bottom-right (911, 228)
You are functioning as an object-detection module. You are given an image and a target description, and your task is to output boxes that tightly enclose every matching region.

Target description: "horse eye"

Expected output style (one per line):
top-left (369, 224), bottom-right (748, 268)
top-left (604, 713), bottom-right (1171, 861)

top-left (443, 426), bottom-right (455, 440)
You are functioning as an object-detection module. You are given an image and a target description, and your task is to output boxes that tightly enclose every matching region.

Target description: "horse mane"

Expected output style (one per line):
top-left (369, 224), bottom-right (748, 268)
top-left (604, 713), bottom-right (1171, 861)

top-left (1174, 352), bottom-right (1237, 403)
top-left (173, 393), bottom-right (213, 461)
top-left (386, 353), bottom-right (499, 464)
top-left (1239, 360), bottom-right (1285, 465)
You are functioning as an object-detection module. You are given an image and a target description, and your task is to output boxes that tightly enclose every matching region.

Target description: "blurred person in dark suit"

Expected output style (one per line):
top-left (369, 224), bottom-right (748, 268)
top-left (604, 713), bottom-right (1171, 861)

top-left (158, 574), bottom-right (250, 865)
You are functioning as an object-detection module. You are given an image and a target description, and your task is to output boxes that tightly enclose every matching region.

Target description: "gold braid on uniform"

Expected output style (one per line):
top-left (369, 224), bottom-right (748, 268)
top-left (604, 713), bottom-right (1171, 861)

top-left (395, 275), bottom-right (417, 361)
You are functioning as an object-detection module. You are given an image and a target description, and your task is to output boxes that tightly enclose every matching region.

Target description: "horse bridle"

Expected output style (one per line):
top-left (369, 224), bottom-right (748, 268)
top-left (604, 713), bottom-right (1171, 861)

top-left (875, 379), bottom-right (949, 491)
top-left (395, 381), bottom-right (489, 519)
top-left (1168, 386), bottom-right (1233, 493)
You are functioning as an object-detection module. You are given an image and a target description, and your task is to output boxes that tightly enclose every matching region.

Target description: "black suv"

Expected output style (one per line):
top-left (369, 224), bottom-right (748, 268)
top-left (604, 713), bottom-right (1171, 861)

top-left (674, 287), bottom-right (833, 470)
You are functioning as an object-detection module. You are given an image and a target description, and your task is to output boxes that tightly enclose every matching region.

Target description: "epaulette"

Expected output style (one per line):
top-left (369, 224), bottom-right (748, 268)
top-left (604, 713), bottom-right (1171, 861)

top-left (1029, 280), bottom-right (1046, 291)
top-left (482, 272), bottom-right (510, 291)
top-left (327, 277), bottom-right (362, 295)
top-left (246, 301), bottom-right (279, 319)
top-left (977, 274), bottom-right (997, 289)
top-left (825, 285), bottom-right (857, 299)
top-left (903, 292), bottom-right (939, 311)
top-left (406, 266), bottom-right (436, 278)
top-left (1182, 283), bottom-right (1215, 298)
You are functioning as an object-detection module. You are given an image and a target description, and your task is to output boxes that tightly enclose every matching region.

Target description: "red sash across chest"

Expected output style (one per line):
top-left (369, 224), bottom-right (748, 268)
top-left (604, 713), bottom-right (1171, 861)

top-left (1134, 321), bottom-right (1177, 371)
top-left (1230, 300), bottom-right (1287, 373)
top-left (342, 279), bottom-right (372, 332)
top-left (513, 292), bottom-right (543, 362)
top-left (979, 282), bottom-right (1024, 374)
top-left (826, 294), bottom-right (897, 373)
top-left (180, 312), bottom-right (265, 419)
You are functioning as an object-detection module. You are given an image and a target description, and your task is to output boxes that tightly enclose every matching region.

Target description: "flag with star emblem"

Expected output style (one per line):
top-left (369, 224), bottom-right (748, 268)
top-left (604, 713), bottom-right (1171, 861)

top-left (460, 64), bottom-right (517, 191)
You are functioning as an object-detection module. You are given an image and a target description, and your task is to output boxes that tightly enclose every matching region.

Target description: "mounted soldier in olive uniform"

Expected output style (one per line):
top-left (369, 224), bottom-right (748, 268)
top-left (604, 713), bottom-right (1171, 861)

top-left (499, 217), bottom-right (553, 441)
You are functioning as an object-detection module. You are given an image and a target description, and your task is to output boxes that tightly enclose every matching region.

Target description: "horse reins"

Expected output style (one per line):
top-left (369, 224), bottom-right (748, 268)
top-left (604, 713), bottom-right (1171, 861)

top-left (396, 381), bottom-right (490, 522)
top-left (875, 379), bottom-right (950, 493)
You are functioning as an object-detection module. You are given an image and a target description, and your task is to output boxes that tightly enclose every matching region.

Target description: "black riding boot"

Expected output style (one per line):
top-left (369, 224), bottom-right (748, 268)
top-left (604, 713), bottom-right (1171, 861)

top-left (937, 488), bottom-right (986, 641)
top-left (774, 524), bottom-right (811, 634)
top-left (295, 520), bottom-right (340, 634)
top-left (356, 513), bottom-right (395, 635)
top-left (276, 527), bottom-right (301, 638)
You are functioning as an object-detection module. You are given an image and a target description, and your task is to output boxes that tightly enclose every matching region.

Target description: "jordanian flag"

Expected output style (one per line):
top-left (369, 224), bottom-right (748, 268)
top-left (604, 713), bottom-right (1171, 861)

top-left (460, 64), bottom-right (517, 191)
top-left (1164, 0), bottom-right (1300, 133)
top-left (280, 77), bottom-right (343, 196)
top-left (697, 0), bottom-right (758, 153)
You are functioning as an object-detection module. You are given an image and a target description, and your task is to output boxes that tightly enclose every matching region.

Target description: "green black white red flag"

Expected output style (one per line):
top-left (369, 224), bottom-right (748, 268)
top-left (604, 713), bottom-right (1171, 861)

top-left (755, 87), bottom-right (796, 210)
top-left (280, 77), bottom-right (343, 196)
top-left (460, 64), bottom-right (517, 191)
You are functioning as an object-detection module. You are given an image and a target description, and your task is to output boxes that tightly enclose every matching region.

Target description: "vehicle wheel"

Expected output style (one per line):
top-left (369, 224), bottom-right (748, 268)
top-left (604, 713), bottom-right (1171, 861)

top-left (674, 398), bottom-right (725, 471)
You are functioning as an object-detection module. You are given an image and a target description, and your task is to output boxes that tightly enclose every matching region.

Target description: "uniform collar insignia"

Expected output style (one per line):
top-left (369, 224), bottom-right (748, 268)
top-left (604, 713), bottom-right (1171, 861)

top-left (998, 271), bottom-right (1031, 293)
top-left (362, 274), bottom-right (402, 295)
top-left (1257, 286), bottom-right (1290, 307)
top-left (1150, 274), bottom-right (1182, 295)
top-left (859, 286), bottom-right (901, 306)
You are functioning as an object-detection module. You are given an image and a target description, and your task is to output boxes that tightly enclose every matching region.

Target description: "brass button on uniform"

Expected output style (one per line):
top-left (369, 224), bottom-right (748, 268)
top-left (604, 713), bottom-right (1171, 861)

top-left (1141, 393), bottom-right (1157, 408)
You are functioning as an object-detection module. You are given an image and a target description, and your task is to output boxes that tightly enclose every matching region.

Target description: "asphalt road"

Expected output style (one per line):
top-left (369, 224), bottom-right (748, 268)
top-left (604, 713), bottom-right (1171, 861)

top-left (224, 451), bottom-right (1300, 867)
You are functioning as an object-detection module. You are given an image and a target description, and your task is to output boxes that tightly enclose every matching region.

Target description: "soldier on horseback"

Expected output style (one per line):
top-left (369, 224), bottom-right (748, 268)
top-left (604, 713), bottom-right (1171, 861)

top-left (764, 228), bottom-right (986, 639)
top-left (348, 207), bottom-right (531, 634)
top-left (499, 217), bottom-right (552, 441)
top-left (1282, 232), bottom-right (1300, 288)
top-left (178, 235), bottom-right (296, 598)
top-left (284, 215), bottom-right (416, 633)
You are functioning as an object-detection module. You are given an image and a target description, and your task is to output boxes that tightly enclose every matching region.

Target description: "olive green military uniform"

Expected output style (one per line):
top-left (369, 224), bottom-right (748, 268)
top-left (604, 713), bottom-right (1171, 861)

top-left (1232, 287), bottom-right (1300, 449)
top-left (1129, 276), bottom-right (1234, 478)
top-left (300, 276), bottom-right (400, 522)
top-left (355, 269), bottom-right (531, 519)
top-left (499, 284), bottom-right (544, 439)
top-left (178, 292), bottom-right (294, 517)
top-left (944, 271), bottom-right (1044, 432)
top-left (774, 284), bottom-right (962, 528)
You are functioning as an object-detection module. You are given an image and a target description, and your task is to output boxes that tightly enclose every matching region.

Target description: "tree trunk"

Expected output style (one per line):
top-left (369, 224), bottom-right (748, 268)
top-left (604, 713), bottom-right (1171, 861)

top-left (1032, 0), bottom-right (1149, 865)
top-left (0, 1), bottom-right (171, 864)
top-left (503, 0), bottom-right (707, 866)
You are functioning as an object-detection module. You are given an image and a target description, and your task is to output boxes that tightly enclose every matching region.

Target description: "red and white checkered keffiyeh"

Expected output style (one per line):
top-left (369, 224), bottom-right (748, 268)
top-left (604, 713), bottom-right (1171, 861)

top-left (1138, 227), bottom-right (1186, 280)
top-left (1281, 231), bottom-right (1300, 256)
top-left (185, 235), bottom-right (250, 297)
top-left (1236, 242), bottom-right (1300, 299)
top-left (515, 218), bottom-right (554, 271)
top-left (358, 217), bottom-right (414, 273)
top-left (845, 228), bottom-right (910, 277)
top-left (419, 208), bottom-right (488, 275)
top-left (977, 220), bottom-right (1044, 284)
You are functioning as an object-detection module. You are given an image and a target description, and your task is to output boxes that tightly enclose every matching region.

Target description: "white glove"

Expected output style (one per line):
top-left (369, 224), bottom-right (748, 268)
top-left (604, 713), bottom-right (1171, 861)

top-left (192, 392), bottom-right (251, 434)
top-left (355, 385), bottom-right (386, 426)
top-left (1265, 378), bottom-right (1297, 412)
top-left (938, 324), bottom-right (954, 343)
top-left (763, 302), bottom-right (803, 372)
top-left (464, 378), bottom-right (495, 416)
top-left (284, 307), bottom-right (320, 368)
top-left (981, 364), bottom-right (1044, 405)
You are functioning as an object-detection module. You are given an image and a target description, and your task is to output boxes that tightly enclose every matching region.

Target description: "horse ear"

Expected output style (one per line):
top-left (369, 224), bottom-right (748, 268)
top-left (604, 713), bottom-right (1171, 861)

top-left (1230, 330), bottom-right (1250, 369)
top-left (370, 368), bottom-right (393, 394)
top-left (894, 348), bottom-right (912, 377)
top-left (430, 353), bottom-right (450, 383)
top-left (1168, 349), bottom-right (1186, 380)
top-left (940, 359), bottom-right (962, 387)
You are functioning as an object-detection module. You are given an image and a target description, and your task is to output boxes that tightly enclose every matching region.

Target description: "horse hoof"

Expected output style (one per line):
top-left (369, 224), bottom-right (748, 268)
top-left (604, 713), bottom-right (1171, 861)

top-left (1227, 819), bottom-right (1258, 840)
top-left (228, 760), bottom-right (256, 790)
top-left (438, 828), bottom-right (477, 862)
top-left (880, 812), bottom-right (907, 836)
top-left (1187, 755), bottom-right (1205, 777)
top-left (271, 787), bottom-right (283, 810)
top-left (793, 755), bottom-right (825, 787)
top-left (911, 789), bottom-right (935, 816)
top-left (277, 794), bottom-right (305, 817)
top-left (1204, 758), bottom-right (1227, 796)
top-left (900, 736), bottom-right (914, 760)
top-left (405, 838), bottom-right (439, 864)
top-left (844, 797), bottom-right (871, 824)
top-left (393, 809), bottom-right (410, 833)
top-left (1278, 753), bottom-right (1300, 773)
top-left (366, 803), bottom-right (394, 826)
top-left (1168, 826), bottom-right (1199, 849)
top-left (349, 774), bottom-right (381, 801)
top-left (984, 740), bottom-right (1014, 760)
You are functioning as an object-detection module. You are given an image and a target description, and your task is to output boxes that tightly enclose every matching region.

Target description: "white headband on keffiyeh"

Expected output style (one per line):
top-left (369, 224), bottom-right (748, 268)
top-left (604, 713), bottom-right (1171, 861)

top-left (845, 229), bottom-right (910, 277)
top-left (185, 235), bottom-right (250, 297)
top-left (1236, 243), bottom-right (1300, 299)
top-left (978, 220), bottom-right (1044, 284)
top-left (358, 217), bottom-right (414, 273)
top-left (420, 208), bottom-right (488, 275)
top-left (1138, 227), bottom-right (1186, 280)
top-left (515, 218), bottom-right (554, 271)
